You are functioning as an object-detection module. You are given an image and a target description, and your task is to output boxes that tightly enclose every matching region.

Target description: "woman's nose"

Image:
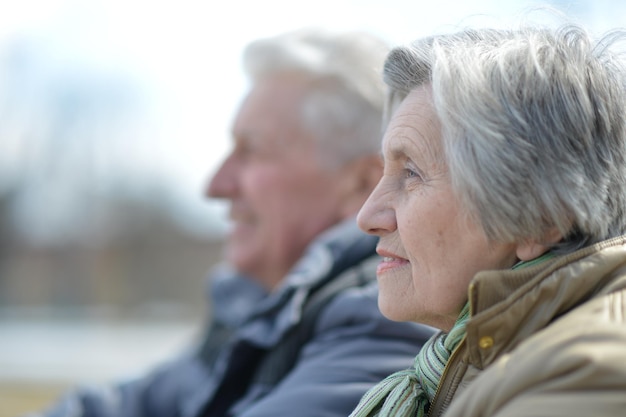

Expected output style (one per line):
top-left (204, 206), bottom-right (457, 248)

top-left (356, 181), bottom-right (396, 236)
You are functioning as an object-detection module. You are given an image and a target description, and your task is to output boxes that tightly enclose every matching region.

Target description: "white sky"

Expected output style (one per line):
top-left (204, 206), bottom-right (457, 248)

top-left (0, 0), bottom-right (624, 239)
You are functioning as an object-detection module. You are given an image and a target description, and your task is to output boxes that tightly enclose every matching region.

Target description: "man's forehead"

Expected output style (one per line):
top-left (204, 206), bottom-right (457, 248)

top-left (231, 123), bottom-right (314, 151)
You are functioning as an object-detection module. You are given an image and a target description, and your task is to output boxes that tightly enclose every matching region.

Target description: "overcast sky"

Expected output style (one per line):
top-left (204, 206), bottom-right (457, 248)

top-left (1, 0), bottom-right (624, 241)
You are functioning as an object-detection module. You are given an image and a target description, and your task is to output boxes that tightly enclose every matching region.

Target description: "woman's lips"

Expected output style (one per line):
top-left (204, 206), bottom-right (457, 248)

top-left (376, 251), bottom-right (410, 275)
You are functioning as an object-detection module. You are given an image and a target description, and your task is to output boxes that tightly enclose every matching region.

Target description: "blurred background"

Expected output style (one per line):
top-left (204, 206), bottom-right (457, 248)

top-left (1, 0), bottom-right (624, 415)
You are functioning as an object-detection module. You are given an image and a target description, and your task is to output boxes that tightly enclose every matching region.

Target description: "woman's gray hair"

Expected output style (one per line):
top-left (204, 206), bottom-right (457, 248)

top-left (242, 28), bottom-right (389, 166)
top-left (384, 24), bottom-right (626, 253)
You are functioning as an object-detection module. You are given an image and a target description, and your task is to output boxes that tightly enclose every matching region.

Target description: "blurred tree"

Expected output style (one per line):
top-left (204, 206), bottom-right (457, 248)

top-left (0, 32), bottom-right (225, 320)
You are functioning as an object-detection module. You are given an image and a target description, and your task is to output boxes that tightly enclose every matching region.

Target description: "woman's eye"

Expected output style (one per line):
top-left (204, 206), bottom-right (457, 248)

top-left (405, 168), bottom-right (420, 179)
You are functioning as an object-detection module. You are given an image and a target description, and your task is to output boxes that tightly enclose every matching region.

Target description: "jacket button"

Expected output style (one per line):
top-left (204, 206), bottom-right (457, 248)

top-left (478, 336), bottom-right (494, 349)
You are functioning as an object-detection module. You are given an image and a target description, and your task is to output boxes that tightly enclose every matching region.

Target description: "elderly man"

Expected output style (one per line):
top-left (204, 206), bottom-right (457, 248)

top-left (36, 28), bottom-right (434, 417)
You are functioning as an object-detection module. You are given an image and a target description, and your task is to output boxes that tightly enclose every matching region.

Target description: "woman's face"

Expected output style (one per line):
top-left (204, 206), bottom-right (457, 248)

top-left (357, 86), bottom-right (519, 330)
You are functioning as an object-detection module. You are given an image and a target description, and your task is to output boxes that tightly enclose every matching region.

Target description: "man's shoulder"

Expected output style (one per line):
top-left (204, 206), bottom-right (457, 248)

top-left (313, 255), bottom-right (435, 342)
top-left (319, 279), bottom-right (434, 339)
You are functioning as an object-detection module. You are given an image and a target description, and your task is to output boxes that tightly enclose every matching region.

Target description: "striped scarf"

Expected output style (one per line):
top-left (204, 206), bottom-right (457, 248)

top-left (349, 303), bottom-right (470, 417)
top-left (350, 252), bottom-right (555, 417)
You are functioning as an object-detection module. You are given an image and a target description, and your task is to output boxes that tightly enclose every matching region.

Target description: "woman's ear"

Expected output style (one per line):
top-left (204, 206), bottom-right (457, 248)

top-left (338, 154), bottom-right (383, 219)
top-left (516, 227), bottom-right (562, 261)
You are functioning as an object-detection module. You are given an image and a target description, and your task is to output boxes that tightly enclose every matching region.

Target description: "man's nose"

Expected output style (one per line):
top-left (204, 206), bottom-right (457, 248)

top-left (205, 154), bottom-right (239, 199)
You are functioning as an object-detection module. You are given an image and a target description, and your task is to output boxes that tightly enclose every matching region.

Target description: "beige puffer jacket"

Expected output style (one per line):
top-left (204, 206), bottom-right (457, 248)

top-left (430, 236), bottom-right (626, 417)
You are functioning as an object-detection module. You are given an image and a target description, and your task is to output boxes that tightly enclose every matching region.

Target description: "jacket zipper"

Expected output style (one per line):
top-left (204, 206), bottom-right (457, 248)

top-left (425, 336), bottom-right (467, 417)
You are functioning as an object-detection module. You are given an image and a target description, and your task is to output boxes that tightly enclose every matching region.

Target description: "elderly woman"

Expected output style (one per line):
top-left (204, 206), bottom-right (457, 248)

top-left (349, 23), bottom-right (626, 417)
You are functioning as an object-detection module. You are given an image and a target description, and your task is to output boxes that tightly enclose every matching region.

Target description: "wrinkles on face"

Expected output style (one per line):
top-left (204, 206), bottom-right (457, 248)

top-left (360, 85), bottom-right (518, 330)
top-left (209, 74), bottom-right (348, 290)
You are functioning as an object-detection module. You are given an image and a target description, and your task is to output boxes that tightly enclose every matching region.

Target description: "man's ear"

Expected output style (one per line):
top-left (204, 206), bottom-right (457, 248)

top-left (515, 227), bottom-right (562, 261)
top-left (338, 154), bottom-right (383, 219)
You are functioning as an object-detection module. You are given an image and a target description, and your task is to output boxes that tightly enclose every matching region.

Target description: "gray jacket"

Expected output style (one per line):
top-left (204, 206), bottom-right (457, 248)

top-left (36, 218), bottom-right (435, 417)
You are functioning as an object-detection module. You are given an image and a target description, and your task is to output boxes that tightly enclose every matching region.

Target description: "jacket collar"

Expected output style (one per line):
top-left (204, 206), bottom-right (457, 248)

top-left (465, 235), bottom-right (626, 368)
top-left (209, 217), bottom-right (377, 347)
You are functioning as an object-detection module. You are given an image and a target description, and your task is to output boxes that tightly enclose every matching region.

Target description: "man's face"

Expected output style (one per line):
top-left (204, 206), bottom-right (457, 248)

top-left (206, 74), bottom-right (346, 290)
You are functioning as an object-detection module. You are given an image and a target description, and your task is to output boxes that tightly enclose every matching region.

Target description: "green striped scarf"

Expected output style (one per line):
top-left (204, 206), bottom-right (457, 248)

top-left (349, 252), bottom-right (555, 417)
top-left (349, 303), bottom-right (470, 417)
